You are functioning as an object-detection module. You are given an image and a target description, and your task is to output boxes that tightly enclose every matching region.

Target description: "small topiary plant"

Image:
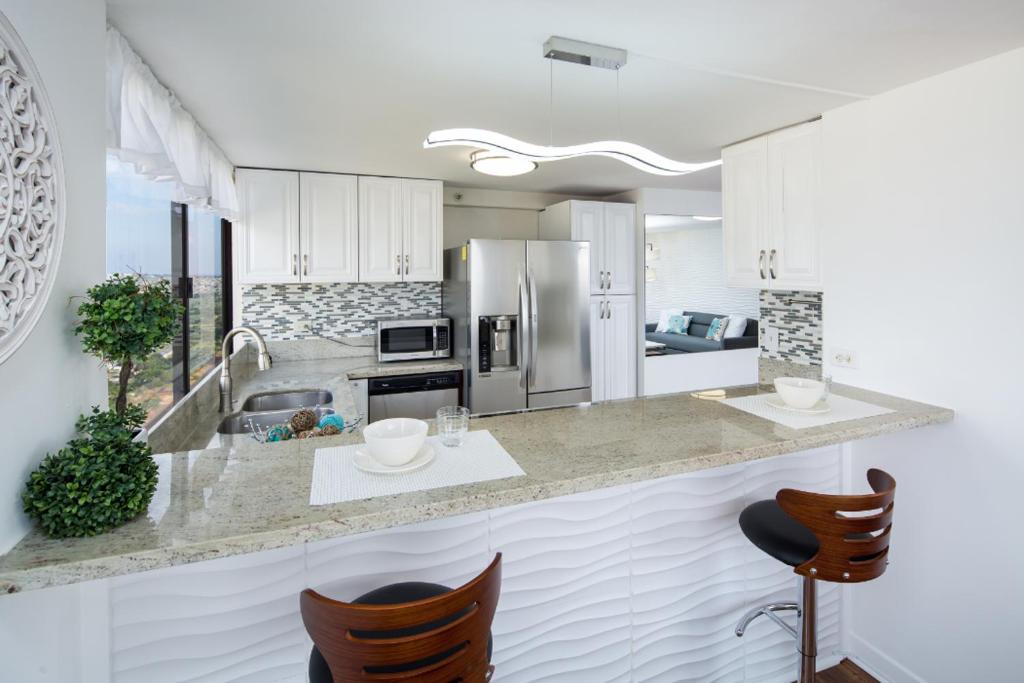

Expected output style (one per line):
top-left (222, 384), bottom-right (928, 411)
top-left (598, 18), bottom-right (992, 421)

top-left (74, 273), bottom-right (183, 418)
top-left (22, 405), bottom-right (158, 538)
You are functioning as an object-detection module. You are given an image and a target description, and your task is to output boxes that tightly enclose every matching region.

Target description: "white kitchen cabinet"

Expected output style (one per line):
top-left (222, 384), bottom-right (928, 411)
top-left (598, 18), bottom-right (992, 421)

top-left (721, 119), bottom-right (822, 291)
top-left (402, 179), bottom-right (443, 282)
top-left (590, 295), bottom-right (637, 402)
top-left (299, 172), bottom-right (358, 282)
top-left (235, 169), bottom-right (300, 284)
top-left (540, 199), bottom-right (636, 295)
top-left (360, 177), bottom-right (443, 283)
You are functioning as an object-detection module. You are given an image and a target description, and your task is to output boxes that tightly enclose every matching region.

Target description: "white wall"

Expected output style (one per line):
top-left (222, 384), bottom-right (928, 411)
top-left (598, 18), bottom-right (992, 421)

top-left (644, 224), bottom-right (759, 323)
top-left (442, 186), bottom-right (585, 249)
top-left (821, 47), bottom-right (1024, 682)
top-left (0, 0), bottom-right (106, 553)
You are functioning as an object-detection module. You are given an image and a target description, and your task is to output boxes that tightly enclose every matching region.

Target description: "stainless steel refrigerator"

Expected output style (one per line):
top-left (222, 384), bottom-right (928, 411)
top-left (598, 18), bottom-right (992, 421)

top-left (443, 239), bottom-right (591, 414)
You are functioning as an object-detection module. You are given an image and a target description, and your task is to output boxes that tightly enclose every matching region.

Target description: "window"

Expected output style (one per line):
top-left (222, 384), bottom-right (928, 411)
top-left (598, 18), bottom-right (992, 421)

top-left (105, 157), bottom-right (232, 425)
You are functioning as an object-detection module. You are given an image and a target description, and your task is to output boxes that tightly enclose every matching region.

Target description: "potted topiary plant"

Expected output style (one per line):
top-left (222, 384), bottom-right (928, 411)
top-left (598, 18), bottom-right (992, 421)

top-left (74, 273), bottom-right (183, 420)
top-left (22, 405), bottom-right (159, 537)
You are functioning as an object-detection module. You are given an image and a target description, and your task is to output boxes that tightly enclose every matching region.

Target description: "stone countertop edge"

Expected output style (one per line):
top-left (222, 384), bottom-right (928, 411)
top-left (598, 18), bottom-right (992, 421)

top-left (0, 385), bottom-right (952, 595)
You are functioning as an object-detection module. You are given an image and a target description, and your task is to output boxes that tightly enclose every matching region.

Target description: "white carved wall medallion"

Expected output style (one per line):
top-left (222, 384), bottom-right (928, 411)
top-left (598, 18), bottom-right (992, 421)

top-left (0, 12), bottom-right (65, 365)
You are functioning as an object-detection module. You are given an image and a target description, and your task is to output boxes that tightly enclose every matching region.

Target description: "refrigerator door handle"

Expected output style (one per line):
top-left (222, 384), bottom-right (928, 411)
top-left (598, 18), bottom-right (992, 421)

top-left (528, 269), bottom-right (539, 388)
top-left (518, 270), bottom-right (529, 390)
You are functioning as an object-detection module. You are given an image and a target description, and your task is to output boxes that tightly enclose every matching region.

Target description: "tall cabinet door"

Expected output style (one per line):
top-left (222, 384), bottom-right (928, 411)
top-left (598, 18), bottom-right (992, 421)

top-left (358, 176), bottom-right (403, 282)
top-left (235, 169), bottom-right (300, 284)
top-left (722, 136), bottom-right (769, 289)
top-left (570, 201), bottom-right (606, 294)
top-left (589, 298), bottom-right (606, 402)
top-left (767, 121), bottom-right (822, 291)
top-left (603, 297), bottom-right (637, 401)
top-left (603, 203), bottom-right (636, 295)
top-left (299, 172), bottom-right (358, 282)
top-left (402, 179), bottom-right (443, 282)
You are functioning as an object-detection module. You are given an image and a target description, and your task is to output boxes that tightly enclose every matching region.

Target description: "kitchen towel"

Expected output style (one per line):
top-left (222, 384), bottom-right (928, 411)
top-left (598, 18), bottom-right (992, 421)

top-left (310, 429), bottom-right (525, 505)
top-left (721, 392), bottom-right (895, 429)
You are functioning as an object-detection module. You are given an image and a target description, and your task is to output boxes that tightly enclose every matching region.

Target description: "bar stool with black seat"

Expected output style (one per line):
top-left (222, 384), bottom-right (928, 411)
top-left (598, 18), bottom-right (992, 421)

top-left (300, 553), bottom-right (501, 683)
top-left (735, 469), bottom-right (896, 683)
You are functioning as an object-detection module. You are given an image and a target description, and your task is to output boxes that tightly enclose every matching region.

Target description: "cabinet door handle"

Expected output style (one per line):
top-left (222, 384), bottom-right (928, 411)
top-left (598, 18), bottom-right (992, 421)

top-left (605, 271), bottom-right (611, 289)
top-left (607, 301), bottom-right (612, 319)
top-left (292, 253), bottom-right (298, 276)
top-left (405, 254), bottom-right (409, 275)
top-left (599, 270), bottom-right (605, 290)
top-left (302, 254), bottom-right (308, 276)
top-left (769, 249), bottom-right (777, 280)
top-left (395, 254), bottom-right (401, 276)
top-left (758, 250), bottom-right (766, 280)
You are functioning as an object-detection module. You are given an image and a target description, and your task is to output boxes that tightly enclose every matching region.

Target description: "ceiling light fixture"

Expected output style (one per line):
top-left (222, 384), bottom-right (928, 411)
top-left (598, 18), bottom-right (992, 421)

top-left (425, 37), bottom-right (722, 177)
top-left (469, 150), bottom-right (538, 177)
top-left (692, 215), bottom-right (723, 221)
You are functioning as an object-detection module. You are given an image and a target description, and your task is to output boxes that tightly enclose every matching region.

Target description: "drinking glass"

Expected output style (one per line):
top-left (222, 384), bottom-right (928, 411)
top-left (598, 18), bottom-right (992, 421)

top-left (436, 406), bottom-right (470, 447)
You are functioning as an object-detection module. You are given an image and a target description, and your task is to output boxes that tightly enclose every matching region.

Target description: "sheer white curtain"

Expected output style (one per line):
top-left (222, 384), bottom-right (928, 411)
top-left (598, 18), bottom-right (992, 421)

top-left (106, 26), bottom-right (238, 218)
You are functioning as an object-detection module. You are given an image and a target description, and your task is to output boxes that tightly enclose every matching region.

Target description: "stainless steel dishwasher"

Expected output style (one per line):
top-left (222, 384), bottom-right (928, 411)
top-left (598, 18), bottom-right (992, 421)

top-left (366, 370), bottom-right (463, 423)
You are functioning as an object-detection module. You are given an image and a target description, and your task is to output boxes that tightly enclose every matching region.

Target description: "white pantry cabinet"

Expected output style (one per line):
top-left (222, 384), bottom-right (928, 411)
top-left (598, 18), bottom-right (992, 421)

top-left (540, 199), bottom-right (636, 295)
top-left (359, 177), bottom-right (443, 283)
top-left (299, 172), bottom-right (358, 282)
top-left (590, 295), bottom-right (637, 402)
top-left (235, 169), bottom-right (300, 284)
top-left (722, 119), bottom-right (822, 291)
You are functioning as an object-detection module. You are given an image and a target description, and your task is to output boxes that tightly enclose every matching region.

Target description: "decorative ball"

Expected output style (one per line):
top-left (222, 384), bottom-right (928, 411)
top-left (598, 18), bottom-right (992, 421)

top-left (298, 427), bottom-right (323, 439)
top-left (318, 414), bottom-right (344, 431)
top-left (266, 424), bottom-right (292, 442)
top-left (290, 409), bottom-right (318, 433)
top-left (321, 424), bottom-right (341, 436)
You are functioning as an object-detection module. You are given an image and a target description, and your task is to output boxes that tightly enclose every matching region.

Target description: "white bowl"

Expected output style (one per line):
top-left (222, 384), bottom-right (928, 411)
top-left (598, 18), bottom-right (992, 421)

top-left (773, 377), bottom-right (826, 410)
top-left (362, 418), bottom-right (428, 467)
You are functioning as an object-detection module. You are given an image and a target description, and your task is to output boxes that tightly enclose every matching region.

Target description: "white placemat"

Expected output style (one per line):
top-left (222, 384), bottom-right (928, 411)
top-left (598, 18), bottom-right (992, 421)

top-left (310, 430), bottom-right (525, 505)
top-left (722, 393), bottom-right (895, 429)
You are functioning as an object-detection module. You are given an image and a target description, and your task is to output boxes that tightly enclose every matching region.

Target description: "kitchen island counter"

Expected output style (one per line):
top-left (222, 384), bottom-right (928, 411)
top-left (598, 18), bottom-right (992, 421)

top-left (0, 384), bottom-right (950, 594)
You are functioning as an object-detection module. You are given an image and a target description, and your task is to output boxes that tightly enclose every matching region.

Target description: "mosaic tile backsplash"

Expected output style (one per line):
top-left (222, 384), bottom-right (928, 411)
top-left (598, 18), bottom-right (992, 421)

top-left (241, 282), bottom-right (442, 341)
top-left (759, 289), bottom-right (823, 366)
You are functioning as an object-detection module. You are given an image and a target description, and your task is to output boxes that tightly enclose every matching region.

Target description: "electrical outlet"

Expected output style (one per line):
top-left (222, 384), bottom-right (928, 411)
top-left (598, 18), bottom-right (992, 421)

top-left (831, 348), bottom-right (858, 368)
top-left (762, 326), bottom-right (780, 354)
top-left (296, 319), bottom-right (311, 333)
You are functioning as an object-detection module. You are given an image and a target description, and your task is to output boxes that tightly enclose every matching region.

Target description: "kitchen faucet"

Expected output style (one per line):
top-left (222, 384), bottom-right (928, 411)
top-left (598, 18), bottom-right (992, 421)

top-left (219, 326), bottom-right (272, 412)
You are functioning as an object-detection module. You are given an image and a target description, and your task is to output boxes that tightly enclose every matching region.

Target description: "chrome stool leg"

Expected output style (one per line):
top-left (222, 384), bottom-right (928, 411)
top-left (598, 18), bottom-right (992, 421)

top-left (735, 576), bottom-right (818, 683)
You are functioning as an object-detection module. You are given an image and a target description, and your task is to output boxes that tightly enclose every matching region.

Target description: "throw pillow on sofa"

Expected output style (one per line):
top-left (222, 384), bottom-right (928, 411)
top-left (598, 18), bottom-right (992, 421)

top-left (666, 314), bottom-right (691, 335)
top-left (655, 308), bottom-right (683, 332)
top-left (705, 317), bottom-right (728, 341)
top-left (723, 314), bottom-right (750, 339)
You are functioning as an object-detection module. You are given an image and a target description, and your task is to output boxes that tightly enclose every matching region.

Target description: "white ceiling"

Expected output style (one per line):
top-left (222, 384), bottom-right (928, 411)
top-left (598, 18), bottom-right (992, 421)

top-left (107, 0), bottom-right (1024, 195)
top-left (645, 214), bottom-right (722, 233)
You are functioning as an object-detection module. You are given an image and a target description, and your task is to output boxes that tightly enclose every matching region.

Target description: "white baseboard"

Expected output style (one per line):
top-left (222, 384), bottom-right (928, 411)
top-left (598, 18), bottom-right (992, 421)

top-left (848, 633), bottom-right (927, 683)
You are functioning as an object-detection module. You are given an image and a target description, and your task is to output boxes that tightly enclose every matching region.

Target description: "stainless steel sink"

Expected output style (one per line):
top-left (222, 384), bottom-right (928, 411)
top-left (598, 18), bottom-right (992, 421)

top-left (240, 389), bottom-right (333, 412)
top-left (217, 406), bottom-right (336, 436)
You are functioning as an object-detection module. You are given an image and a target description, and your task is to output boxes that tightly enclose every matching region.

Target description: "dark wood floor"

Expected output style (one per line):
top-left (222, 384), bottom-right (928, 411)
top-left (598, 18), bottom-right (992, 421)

top-left (814, 658), bottom-right (879, 683)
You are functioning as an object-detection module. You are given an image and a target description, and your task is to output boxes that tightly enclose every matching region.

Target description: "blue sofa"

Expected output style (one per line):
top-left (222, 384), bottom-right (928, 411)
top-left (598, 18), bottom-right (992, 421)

top-left (645, 311), bottom-right (759, 354)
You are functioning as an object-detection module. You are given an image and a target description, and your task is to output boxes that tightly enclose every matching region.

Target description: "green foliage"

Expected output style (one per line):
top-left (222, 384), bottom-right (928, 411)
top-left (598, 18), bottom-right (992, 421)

top-left (22, 406), bottom-right (158, 538)
top-left (75, 274), bottom-right (183, 417)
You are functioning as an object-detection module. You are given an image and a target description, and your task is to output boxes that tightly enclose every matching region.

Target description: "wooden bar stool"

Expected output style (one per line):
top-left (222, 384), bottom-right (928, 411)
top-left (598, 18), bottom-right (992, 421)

top-left (301, 554), bottom-right (502, 683)
top-left (735, 469), bottom-right (896, 683)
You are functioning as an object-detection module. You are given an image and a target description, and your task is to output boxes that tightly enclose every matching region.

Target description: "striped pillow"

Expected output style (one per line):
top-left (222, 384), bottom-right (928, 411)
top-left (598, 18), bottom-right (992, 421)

top-left (705, 317), bottom-right (728, 341)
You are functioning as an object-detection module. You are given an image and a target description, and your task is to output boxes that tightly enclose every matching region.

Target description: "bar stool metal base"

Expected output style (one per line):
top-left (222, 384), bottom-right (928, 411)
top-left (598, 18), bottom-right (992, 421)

top-left (735, 576), bottom-right (818, 683)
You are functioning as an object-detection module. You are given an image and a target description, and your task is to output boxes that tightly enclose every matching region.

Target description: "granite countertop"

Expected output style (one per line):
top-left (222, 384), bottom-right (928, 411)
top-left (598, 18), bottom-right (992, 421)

top-left (0, 383), bottom-right (952, 594)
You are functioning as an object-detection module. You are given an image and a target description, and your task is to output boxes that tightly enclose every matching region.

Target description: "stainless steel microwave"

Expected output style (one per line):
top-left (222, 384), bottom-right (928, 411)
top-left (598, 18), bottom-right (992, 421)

top-left (376, 317), bottom-right (451, 362)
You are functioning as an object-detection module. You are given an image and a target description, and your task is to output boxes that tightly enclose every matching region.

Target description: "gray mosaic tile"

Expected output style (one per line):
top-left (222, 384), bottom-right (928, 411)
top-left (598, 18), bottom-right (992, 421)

top-left (759, 289), bottom-right (823, 366)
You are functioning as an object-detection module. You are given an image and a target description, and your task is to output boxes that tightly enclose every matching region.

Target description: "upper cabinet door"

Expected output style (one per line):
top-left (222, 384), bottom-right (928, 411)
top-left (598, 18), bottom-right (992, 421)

top-left (299, 172), bottom-right (358, 283)
top-left (603, 203), bottom-right (636, 295)
top-left (402, 179), bottom-right (443, 282)
top-left (767, 121), bottom-right (822, 291)
top-left (235, 169), bottom-right (300, 284)
top-left (603, 296), bottom-right (637, 401)
top-left (570, 201), bottom-right (605, 294)
top-left (722, 136), bottom-right (769, 289)
top-left (358, 176), bottom-right (403, 282)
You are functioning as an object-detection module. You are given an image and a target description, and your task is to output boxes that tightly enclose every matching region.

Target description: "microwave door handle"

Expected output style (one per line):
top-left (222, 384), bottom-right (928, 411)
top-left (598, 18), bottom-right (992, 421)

top-left (432, 323), bottom-right (438, 357)
top-left (518, 271), bottom-right (529, 389)
top-left (528, 269), bottom-right (539, 388)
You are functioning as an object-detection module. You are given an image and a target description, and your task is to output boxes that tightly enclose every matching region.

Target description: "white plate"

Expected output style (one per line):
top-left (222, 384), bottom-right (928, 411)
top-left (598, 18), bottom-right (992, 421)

top-left (354, 443), bottom-right (435, 474)
top-left (765, 395), bottom-right (832, 414)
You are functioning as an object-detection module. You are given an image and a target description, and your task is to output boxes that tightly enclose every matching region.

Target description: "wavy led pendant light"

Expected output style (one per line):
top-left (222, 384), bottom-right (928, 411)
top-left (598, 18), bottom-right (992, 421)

top-left (424, 37), bottom-right (722, 177)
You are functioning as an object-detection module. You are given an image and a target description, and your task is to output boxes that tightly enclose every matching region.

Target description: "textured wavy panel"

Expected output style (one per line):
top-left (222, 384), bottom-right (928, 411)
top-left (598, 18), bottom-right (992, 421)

top-left (741, 446), bottom-right (842, 682)
top-left (631, 463), bottom-right (749, 683)
top-left (489, 484), bottom-right (633, 683)
top-left (110, 544), bottom-right (307, 683)
top-left (304, 511), bottom-right (490, 601)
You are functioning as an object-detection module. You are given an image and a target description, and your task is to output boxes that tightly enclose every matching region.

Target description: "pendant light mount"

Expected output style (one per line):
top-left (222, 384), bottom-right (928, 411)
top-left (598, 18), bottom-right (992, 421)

top-left (542, 36), bottom-right (627, 70)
